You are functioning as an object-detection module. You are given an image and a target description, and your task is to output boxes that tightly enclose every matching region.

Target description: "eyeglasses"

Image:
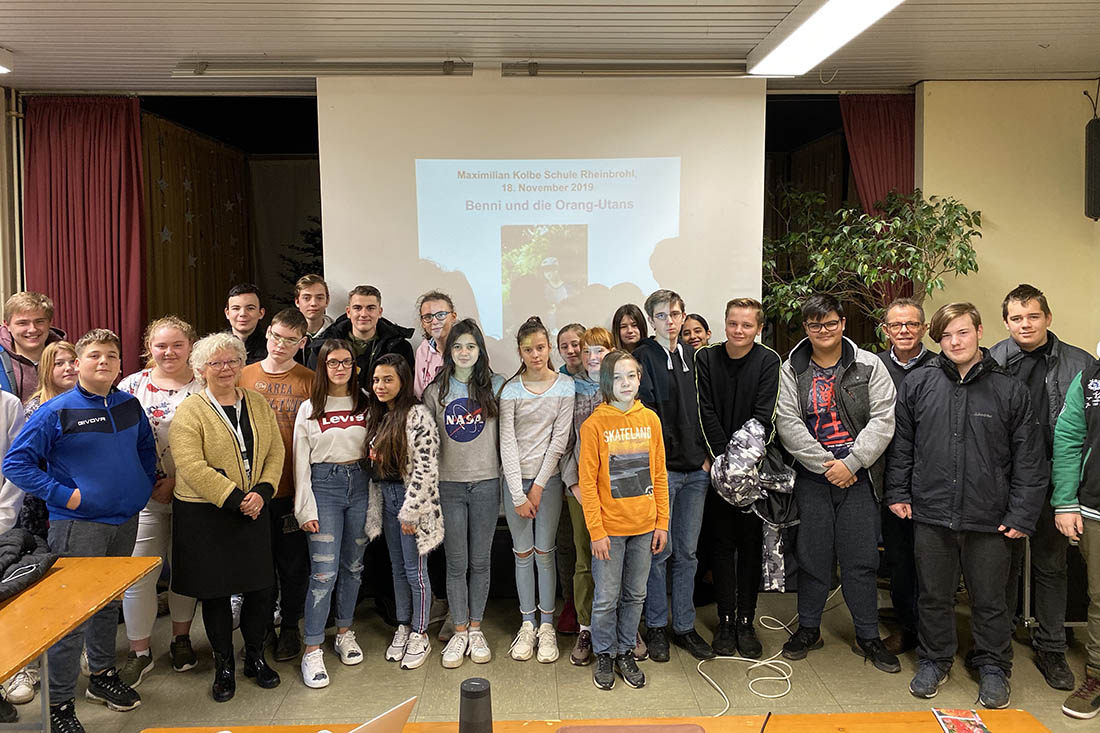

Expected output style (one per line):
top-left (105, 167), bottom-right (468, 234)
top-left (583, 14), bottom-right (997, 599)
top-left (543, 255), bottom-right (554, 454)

top-left (884, 321), bottom-right (923, 333)
top-left (326, 358), bottom-right (355, 369)
top-left (420, 310), bottom-right (453, 324)
top-left (267, 329), bottom-right (304, 348)
top-left (653, 311), bottom-right (684, 323)
top-left (805, 319), bottom-right (843, 333)
top-left (207, 358), bottom-right (242, 371)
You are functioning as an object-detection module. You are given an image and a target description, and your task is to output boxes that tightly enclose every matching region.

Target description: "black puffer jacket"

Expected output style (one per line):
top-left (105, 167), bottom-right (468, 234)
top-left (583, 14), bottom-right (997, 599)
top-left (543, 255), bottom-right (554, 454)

top-left (884, 351), bottom-right (1048, 535)
top-left (0, 527), bottom-right (58, 602)
top-left (306, 314), bottom-right (414, 376)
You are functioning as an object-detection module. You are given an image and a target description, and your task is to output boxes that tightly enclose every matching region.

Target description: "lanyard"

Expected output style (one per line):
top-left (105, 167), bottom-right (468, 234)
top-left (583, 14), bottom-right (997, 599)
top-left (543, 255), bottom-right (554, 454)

top-left (206, 388), bottom-right (251, 481)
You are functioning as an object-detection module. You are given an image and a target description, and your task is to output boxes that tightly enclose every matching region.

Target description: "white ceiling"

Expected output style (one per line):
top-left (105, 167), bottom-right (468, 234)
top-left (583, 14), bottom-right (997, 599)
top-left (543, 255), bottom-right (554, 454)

top-left (0, 0), bottom-right (1097, 93)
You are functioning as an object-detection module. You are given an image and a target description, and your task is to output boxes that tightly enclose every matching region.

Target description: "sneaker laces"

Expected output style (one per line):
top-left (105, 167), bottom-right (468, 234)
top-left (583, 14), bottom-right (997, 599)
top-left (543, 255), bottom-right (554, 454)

top-left (1072, 677), bottom-right (1100, 699)
top-left (92, 669), bottom-right (133, 697)
top-left (51, 702), bottom-right (82, 733)
top-left (468, 630), bottom-right (489, 654)
top-left (536, 624), bottom-right (556, 647)
top-left (406, 633), bottom-right (429, 654)
top-left (390, 626), bottom-right (410, 648)
top-left (302, 650), bottom-right (327, 681)
top-left (443, 633), bottom-right (467, 656)
top-left (511, 623), bottom-right (536, 650)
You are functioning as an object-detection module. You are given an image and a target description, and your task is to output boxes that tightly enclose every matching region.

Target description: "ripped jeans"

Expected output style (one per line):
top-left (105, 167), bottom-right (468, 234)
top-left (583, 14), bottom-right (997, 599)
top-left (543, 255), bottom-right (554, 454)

top-left (302, 462), bottom-right (370, 646)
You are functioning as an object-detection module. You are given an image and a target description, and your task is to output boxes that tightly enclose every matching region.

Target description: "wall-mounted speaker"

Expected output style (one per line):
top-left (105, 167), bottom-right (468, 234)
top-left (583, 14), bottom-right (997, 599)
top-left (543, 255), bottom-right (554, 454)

top-left (1088, 117), bottom-right (1100, 221)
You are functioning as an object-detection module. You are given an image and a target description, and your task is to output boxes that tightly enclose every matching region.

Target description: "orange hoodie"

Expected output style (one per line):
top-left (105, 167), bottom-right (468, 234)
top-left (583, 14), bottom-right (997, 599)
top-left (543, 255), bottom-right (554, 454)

top-left (578, 400), bottom-right (670, 541)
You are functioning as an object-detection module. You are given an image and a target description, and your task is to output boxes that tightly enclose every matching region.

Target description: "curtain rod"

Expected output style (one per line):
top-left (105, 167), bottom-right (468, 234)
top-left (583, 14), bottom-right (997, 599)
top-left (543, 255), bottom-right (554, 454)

top-left (17, 90), bottom-right (316, 97)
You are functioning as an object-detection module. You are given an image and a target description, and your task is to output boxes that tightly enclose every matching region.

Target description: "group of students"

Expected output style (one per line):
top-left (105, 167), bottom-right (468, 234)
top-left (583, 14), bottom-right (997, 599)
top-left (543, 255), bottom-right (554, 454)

top-left (2, 276), bottom-right (1100, 732)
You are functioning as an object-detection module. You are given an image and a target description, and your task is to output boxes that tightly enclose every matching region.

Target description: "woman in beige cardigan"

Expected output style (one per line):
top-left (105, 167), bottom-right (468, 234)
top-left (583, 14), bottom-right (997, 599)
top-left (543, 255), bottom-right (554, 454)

top-left (170, 332), bottom-right (284, 703)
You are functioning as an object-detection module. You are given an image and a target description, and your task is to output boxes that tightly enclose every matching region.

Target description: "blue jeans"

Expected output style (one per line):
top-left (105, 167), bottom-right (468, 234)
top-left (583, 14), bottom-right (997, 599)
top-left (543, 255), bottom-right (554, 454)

top-left (303, 463), bottom-right (370, 646)
top-left (503, 475), bottom-right (563, 620)
top-left (439, 478), bottom-right (500, 627)
top-left (380, 480), bottom-right (432, 634)
top-left (645, 468), bottom-right (708, 633)
top-left (592, 533), bottom-right (653, 656)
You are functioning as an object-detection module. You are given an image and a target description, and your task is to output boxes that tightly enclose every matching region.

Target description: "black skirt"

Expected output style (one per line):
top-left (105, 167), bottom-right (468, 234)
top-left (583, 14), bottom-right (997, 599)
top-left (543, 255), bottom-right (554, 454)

top-left (171, 497), bottom-right (275, 599)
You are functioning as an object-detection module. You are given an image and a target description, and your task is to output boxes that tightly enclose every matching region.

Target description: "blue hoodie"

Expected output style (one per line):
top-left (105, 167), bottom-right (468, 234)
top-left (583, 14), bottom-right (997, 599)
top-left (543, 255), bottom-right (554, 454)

top-left (3, 384), bottom-right (156, 524)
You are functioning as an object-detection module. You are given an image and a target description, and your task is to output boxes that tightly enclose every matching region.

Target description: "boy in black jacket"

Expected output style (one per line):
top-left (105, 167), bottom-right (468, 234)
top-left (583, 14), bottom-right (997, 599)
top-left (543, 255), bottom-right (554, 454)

top-left (886, 302), bottom-right (1047, 710)
top-left (695, 297), bottom-right (780, 659)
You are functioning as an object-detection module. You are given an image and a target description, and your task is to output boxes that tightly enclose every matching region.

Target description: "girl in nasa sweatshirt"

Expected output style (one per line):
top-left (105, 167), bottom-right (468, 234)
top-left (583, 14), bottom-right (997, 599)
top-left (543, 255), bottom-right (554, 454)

top-left (292, 339), bottom-right (370, 689)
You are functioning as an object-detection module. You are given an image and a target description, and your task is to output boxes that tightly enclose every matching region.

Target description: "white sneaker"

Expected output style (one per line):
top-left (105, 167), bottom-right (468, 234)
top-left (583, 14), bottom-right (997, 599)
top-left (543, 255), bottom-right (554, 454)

top-left (536, 622), bottom-right (559, 663)
top-left (510, 621), bottom-right (537, 661)
top-left (468, 629), bottom-right (492, 664)
top-left (334, 630), bottom-right (363, 666)
top-left (2, 667), bottom-right (36, 704)
top-left (386, 624), bottom-right (411, 662)
top-left (401, 632), bottom-right (430, 670)
top-left (300, 649), bottom-right (330, 689)
top-left (230, 594), bottom-right (243, 630)
top-left (441, 631), bottom-right (468, 669)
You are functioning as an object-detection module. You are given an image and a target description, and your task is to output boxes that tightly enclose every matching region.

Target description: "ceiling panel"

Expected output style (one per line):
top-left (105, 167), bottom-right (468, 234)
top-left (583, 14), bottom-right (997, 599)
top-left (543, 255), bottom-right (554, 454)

top-left (0, 0), bottom-right (1096, 92)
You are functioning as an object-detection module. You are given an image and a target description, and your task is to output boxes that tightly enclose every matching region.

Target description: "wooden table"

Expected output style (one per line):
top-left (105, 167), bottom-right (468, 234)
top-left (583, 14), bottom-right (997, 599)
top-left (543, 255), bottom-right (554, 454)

top-left (0, 556), bottom-right (162, 732)
top-left (140, 710), bottom-right (1050, 733)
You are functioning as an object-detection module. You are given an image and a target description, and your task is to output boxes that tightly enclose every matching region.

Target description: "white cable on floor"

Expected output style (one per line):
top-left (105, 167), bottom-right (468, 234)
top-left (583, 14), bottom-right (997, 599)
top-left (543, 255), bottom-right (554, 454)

top-left (698, 585), bottom-right (844, 715)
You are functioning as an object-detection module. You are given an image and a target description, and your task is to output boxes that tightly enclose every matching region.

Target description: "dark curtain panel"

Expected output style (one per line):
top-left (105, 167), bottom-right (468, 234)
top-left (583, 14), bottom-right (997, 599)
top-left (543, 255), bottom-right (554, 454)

top-left (23, 96), bottom-right (146, 374)
top-left (839, 94), bottom-right (915, 214)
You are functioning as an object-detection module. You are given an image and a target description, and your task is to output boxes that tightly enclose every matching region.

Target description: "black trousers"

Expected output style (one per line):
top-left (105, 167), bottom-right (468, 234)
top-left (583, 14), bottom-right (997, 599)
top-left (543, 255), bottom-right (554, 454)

top-left (705, 489), bottom-right (763, 619)
top-left (915, 522), bottom-right (1014, 672)
top-left (1006, 501), bottom-right (1068, 652)
top-left (882, 504), bottom-right (919, 635)
top-left (202, 586), bottom-right (275, 657)
top-left (269, 496), bottom-right (310, 629)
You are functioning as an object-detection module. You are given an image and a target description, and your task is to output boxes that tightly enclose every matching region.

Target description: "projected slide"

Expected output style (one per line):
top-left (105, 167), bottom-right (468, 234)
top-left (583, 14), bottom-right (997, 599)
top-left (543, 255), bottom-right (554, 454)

top-left (416, 158), bottom-right (680, 339)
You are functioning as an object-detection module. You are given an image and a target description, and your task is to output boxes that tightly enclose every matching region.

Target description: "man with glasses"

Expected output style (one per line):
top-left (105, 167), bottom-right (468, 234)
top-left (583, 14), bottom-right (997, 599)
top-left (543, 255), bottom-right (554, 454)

top-left (633, 289), bottom-right (714, 662)
top-left (240, 308), bottom-right (314, 663)
top-left (990, 284), bottom-right (1092, 691)
top-left (225, 283), bottom-right (268, 365)
top-left (877, 298), bottom-right (936, 655)
top-left (414, 290), bottom-right (457, 398)
top-left (776, 294), bottom-right (899, 673)
top-left (307, 285), bottom-right (414, 378)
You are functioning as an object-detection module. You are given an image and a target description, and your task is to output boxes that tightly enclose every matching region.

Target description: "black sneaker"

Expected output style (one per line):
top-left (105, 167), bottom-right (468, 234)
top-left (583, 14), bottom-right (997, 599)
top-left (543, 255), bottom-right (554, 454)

top-left (274, 626), bottom-right (302, 662)
top-left (171, 635), bottom-right (198, 672)
top-left (852, 636), bottom-right (901, 673)
top-left (978, 665), bottom-right (1011, 709)
top-left (736, 617), bottom-right (763, 659)
top-left (645, 626), bottom-right (670, 663)
top-left (909, 660), bottom-right (949, 698)
top-left (781, 626), bottom-right (822, 660)
top-left (712, 616), bottom-right (737, 657)
top-left (84, 668), bottom-right (141, 711)
top-left (672, 629), bottom-right (716, 660)
top-left (593, 653), bottom-right (615, 690)
top-left (50, 699), bottom-right (85, 733)
top-left (615, 653), bottom-right (646, 688)
top-left (1036, 650), bottom-right (1076, 691)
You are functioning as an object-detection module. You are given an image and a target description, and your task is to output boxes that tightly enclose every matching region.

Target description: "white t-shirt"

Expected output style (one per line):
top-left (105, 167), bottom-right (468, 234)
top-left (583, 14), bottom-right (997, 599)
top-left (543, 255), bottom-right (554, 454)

top-left (292, 394), bottom-right (369, 526)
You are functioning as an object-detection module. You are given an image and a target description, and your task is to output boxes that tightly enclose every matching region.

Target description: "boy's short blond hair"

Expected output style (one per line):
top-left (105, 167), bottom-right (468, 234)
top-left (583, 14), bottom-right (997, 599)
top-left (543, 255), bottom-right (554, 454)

top-left (4, 292), bottom-right (54, 323)
top-left (74, 328), bottom-right (122, 357)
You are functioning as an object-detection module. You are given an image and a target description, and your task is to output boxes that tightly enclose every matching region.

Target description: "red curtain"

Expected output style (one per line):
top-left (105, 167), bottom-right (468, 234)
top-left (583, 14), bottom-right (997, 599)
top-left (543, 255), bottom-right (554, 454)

top-left (839, 94), bottom-right (915, 214)
top-left (24, 96), bottom-right (146, 374)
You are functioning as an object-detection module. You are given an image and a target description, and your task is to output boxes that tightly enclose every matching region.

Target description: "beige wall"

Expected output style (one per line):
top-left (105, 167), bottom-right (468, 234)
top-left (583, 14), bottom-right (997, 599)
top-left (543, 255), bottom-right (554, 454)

top-left (917, 80), bottom-right (1100, 353)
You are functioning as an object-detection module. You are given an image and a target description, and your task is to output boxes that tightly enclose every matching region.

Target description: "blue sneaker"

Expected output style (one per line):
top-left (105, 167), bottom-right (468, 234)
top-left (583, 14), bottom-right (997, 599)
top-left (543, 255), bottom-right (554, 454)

top-left (978, 665), bottom-right (1011, 709)
top-left (909, 660), bottom-right (949, 698)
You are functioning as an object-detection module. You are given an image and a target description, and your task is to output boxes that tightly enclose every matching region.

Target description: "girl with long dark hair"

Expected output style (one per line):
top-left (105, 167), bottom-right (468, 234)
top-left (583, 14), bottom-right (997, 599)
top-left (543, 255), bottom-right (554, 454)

top-left (422, 319), bottom-right (504, 667)
top-left (499, 316), bottom-right (575, 663)
top-left (612, 304), bottom-right (648, 353)
top-left (293, 339), bottom-right (371, 688)
top-left (363, 354), bottom-right (443, 670)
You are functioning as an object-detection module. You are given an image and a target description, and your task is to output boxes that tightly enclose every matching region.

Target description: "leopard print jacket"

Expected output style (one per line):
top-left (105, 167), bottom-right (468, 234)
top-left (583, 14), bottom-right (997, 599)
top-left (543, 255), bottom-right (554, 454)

top-left (365, 403), bottom-right (444, 555)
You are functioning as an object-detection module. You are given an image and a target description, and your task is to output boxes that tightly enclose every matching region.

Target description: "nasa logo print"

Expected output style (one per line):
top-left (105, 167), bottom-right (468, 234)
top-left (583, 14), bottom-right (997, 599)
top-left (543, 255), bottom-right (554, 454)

top-left (444, 398), bottom-right (485, 443)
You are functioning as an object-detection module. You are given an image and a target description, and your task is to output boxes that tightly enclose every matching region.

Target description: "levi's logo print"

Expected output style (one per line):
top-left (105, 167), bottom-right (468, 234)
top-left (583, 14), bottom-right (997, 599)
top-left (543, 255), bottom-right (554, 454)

top-left (604, 425), bottom-right (653, 499)
top-left (319, 410), bottom-right (366, 433)
top-left (444, 398), bottom-right (485, 443)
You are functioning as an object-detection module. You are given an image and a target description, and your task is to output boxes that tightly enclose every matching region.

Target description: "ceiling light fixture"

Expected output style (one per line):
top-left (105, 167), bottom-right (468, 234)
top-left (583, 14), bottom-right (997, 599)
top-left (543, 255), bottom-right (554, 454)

top-left (171, 60), bottom-right (471, 78)
top-left (748, 0), bottom-right (905, 77)
top-left (0, 48), bottom-right (14, 74)
top-left (501, 61), bottom-right (748, 78)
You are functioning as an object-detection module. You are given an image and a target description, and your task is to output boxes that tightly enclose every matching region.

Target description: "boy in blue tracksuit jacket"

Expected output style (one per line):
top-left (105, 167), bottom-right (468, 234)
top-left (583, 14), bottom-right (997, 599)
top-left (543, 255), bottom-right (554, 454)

top-left (2, 329), bottom-right (156, 730)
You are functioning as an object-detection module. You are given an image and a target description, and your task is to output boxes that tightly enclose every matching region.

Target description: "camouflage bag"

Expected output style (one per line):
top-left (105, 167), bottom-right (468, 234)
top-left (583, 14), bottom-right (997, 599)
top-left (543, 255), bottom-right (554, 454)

top-left (708, 418), bottom-right (768, 508)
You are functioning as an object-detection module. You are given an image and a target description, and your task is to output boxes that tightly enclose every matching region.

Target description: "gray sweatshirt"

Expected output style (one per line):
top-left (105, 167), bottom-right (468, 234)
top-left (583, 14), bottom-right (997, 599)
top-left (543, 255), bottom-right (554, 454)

top-left (499, 372), bottom-right (575, 506)
top-left (422, 374), bottom-right (505, 483)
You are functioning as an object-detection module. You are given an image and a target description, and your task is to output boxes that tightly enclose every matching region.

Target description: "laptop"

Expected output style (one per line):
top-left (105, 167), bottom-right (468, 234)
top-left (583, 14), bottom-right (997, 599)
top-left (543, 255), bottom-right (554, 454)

top-left (346, 696), bottom-right (417, 733)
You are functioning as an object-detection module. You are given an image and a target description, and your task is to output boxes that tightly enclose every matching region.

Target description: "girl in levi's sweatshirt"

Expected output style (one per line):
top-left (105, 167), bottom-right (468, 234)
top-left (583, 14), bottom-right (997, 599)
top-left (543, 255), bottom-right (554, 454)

top-left (292, 339), bottom-right (370, 690)
top-left (499, 316), bottom-right (575, 664)
top-left (578, 350), bottom-right (669, 691)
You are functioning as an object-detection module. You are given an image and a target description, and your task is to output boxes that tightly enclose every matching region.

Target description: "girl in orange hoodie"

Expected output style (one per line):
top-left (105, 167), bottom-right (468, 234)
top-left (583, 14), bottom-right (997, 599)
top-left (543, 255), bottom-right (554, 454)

top-left (578, 350), bottom-right (669, 691)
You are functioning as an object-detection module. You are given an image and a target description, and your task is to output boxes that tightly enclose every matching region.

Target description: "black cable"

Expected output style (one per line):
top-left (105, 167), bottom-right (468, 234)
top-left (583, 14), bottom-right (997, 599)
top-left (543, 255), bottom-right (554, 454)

top-left (1085, 77), bottom-right (1100, 119)
top-left (760, 711), bottom-right (772, 733)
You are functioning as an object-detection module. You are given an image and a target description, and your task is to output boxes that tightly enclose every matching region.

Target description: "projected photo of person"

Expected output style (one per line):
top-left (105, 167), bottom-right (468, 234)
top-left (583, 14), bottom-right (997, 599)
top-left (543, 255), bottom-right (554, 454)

top-left (501, 224), bottom-right (587, 337)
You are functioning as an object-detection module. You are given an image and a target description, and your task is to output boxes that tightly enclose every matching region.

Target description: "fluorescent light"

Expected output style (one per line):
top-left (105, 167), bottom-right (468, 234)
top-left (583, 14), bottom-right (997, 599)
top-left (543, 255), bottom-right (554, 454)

top-left (501, 61), bottom-right (747, 78)
top-left (748, 0), bottom-right (905, 76)
top-left (0, 48), bottom-right (13, 74)
top-left (172, 60), bottom-right (471, 78)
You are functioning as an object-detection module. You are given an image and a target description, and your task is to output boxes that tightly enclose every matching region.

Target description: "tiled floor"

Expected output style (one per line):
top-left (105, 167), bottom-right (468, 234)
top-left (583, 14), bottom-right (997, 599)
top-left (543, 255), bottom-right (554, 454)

top-left (12, 591), bottom-right (1096, 732)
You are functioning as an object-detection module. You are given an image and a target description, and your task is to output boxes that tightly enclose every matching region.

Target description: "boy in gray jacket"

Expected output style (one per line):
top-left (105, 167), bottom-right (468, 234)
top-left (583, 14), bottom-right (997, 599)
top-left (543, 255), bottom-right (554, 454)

top-left (775, 295), bottom-right (898, 673)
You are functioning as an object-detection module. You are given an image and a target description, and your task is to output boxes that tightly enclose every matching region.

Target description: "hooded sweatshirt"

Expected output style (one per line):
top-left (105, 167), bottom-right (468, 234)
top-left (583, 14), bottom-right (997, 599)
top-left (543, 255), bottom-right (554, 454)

top-left (306, 314), bottom-right (414, 379)
top-left (578, 400), bottom-right (670, 541)
top-left (0, 324), bottom-right (67, 401)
